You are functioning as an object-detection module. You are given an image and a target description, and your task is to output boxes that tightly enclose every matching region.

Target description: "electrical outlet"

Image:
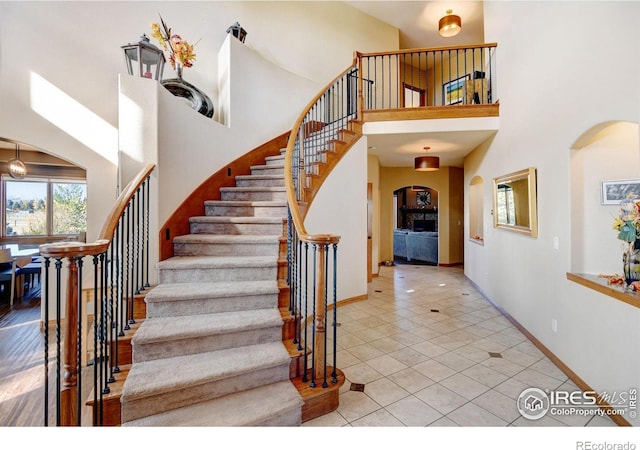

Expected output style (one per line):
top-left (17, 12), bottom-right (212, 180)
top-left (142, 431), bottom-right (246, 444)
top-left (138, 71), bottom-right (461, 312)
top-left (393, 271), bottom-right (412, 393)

top-left (553, 236), bottom-right (559, 250)
top-left (551, 318), bottom-right (558, 333)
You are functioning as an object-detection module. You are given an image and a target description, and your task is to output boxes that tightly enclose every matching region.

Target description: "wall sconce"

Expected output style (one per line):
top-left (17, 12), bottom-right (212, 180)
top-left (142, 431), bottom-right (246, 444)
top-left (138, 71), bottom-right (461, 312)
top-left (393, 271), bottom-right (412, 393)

top-left (8, 144), bottom-right (27, 179)
top-left (121, 34), bottom-right (166, 80)
top-left (438, 9), bottom-right (462, 37)
top-left (226, 22), bottom-right (247, 43)
top-left (414, 147), bottom-right (440, 171)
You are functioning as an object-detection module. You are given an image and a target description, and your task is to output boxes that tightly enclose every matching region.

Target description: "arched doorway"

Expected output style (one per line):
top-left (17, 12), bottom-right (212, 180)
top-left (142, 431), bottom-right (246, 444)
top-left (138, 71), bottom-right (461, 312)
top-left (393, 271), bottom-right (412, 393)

top-left (392, 185), bottom-right (439, 265)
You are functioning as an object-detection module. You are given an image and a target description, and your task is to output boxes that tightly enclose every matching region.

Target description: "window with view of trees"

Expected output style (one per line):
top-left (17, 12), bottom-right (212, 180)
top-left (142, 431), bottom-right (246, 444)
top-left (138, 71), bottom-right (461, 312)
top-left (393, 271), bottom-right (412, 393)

top-left (53, 182), bottom-right (87, 235)
top-left (3, 178), bottom-right (86, 237)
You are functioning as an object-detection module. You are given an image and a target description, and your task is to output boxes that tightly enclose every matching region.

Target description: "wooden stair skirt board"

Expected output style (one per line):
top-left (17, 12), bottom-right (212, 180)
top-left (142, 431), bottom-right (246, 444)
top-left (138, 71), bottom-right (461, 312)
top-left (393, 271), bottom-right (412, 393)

top-left (293, 368), bottom-right (345, 423)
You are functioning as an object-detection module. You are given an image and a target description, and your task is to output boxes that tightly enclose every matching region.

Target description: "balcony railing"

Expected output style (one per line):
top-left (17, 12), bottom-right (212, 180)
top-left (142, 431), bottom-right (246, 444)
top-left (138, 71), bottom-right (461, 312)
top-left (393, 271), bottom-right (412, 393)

top-left (357, 43), bottom-right (497, 111)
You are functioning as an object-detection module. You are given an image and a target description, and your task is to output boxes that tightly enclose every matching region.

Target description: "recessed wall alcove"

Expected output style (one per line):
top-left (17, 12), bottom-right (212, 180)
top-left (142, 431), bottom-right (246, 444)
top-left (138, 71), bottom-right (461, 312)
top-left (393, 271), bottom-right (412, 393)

top-left (569, 121), bottom-right (640, 275)
top-left (469, 175), bottom-right (484, 244)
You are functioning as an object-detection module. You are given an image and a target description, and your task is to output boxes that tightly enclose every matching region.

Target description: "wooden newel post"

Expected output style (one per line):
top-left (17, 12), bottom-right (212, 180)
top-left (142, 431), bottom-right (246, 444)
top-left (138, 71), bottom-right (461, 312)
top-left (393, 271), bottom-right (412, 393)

top-left (61, 257), bottom-right (79, 426)
top-left (307, 234), bottom-right (339, 385)
top-left (313, 243), bottom-right (327, 382)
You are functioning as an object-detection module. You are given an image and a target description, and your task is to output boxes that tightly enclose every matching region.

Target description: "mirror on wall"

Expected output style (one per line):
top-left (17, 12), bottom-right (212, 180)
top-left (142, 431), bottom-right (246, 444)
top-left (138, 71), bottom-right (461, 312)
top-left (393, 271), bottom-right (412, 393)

top-left (493, 167), bottom-right (538, 237)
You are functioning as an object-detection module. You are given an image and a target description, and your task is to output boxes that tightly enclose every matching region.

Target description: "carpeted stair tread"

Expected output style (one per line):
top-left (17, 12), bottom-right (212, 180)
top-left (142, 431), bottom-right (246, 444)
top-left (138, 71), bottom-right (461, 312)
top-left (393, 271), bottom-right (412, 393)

top-left (157, 255), bottom-right (278, 270)
top-left (133, 308), bottom-right (283, 345)
top-left (189, 216), bottom-right (284, 224)
top-left (219, 186), bottom-right (285, 192)
top-left (203, 200), bottom-right (287, 207)
top-left (173, 234), bottom-right (281, 244)
top-left (145, 280), bottom-right (279, 303)
top-left (122, 342), bottom-right (291, 402)
top-left (122, 380), bottom-right (302, 427)
top-left (143, 280), bottom-right (279, 317)
top-left (235, 174), bottom-right (284, 180)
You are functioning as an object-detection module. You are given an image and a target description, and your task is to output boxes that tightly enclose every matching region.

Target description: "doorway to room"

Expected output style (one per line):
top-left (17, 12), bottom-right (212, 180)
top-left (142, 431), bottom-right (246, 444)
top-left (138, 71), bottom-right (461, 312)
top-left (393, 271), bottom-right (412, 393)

top-left (392, 185), bottom-right (439, 265)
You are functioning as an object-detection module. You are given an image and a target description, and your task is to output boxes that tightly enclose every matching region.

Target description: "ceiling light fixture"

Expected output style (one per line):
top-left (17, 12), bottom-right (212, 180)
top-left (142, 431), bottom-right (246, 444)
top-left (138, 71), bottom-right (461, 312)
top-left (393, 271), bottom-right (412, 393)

top-left (8, 143), bottom-right (27, 179)
top-left (414, 146), bottom-right (440, 171)
top-left (439, 9), bottom-right (462, 37)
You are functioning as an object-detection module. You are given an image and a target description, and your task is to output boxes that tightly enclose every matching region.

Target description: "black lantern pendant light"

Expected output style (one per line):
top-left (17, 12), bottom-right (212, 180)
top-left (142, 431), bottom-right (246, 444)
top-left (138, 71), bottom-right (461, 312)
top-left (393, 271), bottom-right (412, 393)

top-left (121, 34), bottom-right (166, 80)
top-left (226, 22), bottom-right (247, 43)
top-left (414, 146), bottom-right (440, 171)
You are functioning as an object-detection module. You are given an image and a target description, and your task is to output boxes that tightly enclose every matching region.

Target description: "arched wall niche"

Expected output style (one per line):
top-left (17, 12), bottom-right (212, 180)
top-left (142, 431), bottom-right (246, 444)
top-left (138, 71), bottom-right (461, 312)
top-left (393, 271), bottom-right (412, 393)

top-left (469, 175), bottom-right (484, 243)
top-left (570, 121), bottom-right (640, 274)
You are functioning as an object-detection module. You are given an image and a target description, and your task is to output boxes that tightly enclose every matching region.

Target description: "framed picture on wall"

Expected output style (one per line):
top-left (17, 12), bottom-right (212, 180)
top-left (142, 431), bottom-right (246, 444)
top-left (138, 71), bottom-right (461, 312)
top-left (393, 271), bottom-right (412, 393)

top-left (600, 179), bottom-right (640, 205)
top-left (443, 75), bottom-right (469, 105)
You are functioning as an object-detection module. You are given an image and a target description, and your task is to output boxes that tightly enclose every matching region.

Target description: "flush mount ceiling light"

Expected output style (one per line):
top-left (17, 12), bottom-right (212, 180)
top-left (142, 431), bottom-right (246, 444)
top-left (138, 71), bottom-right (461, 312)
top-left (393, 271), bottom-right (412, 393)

top-left (414, 146), bottom-right (440, 171)
top-left (8, 143), bottom-right (27, 179)
top-left (439, 9), bottom-right (462, 37)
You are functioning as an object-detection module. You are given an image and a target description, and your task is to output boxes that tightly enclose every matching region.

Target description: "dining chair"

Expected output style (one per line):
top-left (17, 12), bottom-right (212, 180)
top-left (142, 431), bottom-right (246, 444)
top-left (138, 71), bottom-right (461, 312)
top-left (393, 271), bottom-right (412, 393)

top-left (0, 249), bottom-right (17, 306)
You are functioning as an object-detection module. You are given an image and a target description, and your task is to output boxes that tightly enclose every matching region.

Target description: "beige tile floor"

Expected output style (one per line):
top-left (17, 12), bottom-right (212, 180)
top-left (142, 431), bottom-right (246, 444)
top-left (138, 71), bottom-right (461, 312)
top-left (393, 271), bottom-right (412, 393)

top-left (303, 263), bottom-right (618, 428)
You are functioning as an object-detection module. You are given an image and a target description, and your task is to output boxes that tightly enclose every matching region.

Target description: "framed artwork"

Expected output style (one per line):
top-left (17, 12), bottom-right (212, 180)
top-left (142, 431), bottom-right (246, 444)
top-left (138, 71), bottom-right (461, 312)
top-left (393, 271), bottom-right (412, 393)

top-left (601, 179), bottom-right (640, 205)
top-left (443, 75), bottom-right (469, 105)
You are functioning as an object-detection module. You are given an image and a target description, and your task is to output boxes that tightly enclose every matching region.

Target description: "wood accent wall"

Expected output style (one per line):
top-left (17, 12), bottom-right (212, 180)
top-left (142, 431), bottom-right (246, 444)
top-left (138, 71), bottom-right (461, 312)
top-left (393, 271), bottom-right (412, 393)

top-left (159, 132), bottom-right (290, 261)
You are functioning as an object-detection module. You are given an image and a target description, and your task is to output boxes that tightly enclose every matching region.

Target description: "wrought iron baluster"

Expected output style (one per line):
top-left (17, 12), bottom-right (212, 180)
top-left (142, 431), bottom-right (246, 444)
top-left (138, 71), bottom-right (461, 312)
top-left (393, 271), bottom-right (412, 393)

top-left (43, 257), bottom-right (50, 426)
top-left (135, 189), bottom-right (141, 295)
top-left (54, 257), bottom-right (62, 426)
top-left (332, 243), bottom-right (338, 383)
top-left (76, 257), bottom-right (83, 426)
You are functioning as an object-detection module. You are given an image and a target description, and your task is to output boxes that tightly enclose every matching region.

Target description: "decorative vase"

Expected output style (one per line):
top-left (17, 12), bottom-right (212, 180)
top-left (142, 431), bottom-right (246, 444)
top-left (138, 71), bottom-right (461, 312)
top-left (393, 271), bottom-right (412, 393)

top-left (623, 240), bottom-right (640, 286)
top-left (161, 64), bottom-right (214, 118)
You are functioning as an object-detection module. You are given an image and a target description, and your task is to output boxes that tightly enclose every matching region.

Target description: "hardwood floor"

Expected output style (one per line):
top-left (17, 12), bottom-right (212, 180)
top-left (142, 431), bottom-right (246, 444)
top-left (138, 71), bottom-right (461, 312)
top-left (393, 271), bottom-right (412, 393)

top-left (0, 285), bottom-right (48, 426)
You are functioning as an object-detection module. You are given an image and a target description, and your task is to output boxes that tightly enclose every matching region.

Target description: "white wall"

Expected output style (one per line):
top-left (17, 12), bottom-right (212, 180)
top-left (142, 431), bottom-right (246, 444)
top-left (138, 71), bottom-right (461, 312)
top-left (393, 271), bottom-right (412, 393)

top-left (465, 1), bottom-right (640, 425)
top-left (305, 138), bottom-right (369, 302)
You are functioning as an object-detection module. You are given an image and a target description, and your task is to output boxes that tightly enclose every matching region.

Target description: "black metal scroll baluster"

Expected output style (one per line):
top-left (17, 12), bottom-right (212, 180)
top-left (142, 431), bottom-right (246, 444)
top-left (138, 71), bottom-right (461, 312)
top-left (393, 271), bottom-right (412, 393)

top-left (43, 257), bottom-right (50, 426)
top-left (140, 182), bottom-right (146, 291)
top-left (332, 243), bottom-right (338, 383)
top-left (134, 189), bottom-right (139, 294)
top-left (100, 253), bottom-right (109, 399)
top-left (54, 257), bottom-right (62, 426)
top-left (145, 177), bottom-right (150, 288)
top-left (310, 243), bottom-right (317, 388)
top-left (301, 242), bottom-right (308, 379)
top-left (322, 243), bottom-right (329, 389)
top-left (124, 206), bottom-right (131, 330)
top-left (108, 241), bottom-right (117, 380)
top-left (76, 257), bottom-right (83, 426)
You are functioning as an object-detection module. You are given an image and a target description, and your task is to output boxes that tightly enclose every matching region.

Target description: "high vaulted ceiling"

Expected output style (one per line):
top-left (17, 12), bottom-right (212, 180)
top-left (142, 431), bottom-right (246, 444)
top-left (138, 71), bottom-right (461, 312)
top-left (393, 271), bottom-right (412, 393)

top-left (345, 1), bottom-right (485, 49)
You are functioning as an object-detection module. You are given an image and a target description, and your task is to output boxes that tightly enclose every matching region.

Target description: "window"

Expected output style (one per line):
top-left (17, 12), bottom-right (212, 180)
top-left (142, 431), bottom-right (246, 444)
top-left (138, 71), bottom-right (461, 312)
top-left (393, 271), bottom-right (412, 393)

top-left (3, 177), bottom-right (86, 238)
top-left (5, 180), bottom-right (47, 236)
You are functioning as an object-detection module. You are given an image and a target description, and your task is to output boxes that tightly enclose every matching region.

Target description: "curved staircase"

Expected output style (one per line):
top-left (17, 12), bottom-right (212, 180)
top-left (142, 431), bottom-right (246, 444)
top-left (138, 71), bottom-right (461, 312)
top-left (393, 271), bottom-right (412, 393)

top-left (120, 149), bottom-right (305, 426)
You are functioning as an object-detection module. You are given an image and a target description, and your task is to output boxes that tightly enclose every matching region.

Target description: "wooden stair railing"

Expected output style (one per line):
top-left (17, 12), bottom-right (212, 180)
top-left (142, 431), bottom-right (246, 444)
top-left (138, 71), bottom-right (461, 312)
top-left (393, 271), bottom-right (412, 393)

top-left (284, 60), bottom-right (364, 408)
top-left (39, 164), bottom-right (155, 426)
